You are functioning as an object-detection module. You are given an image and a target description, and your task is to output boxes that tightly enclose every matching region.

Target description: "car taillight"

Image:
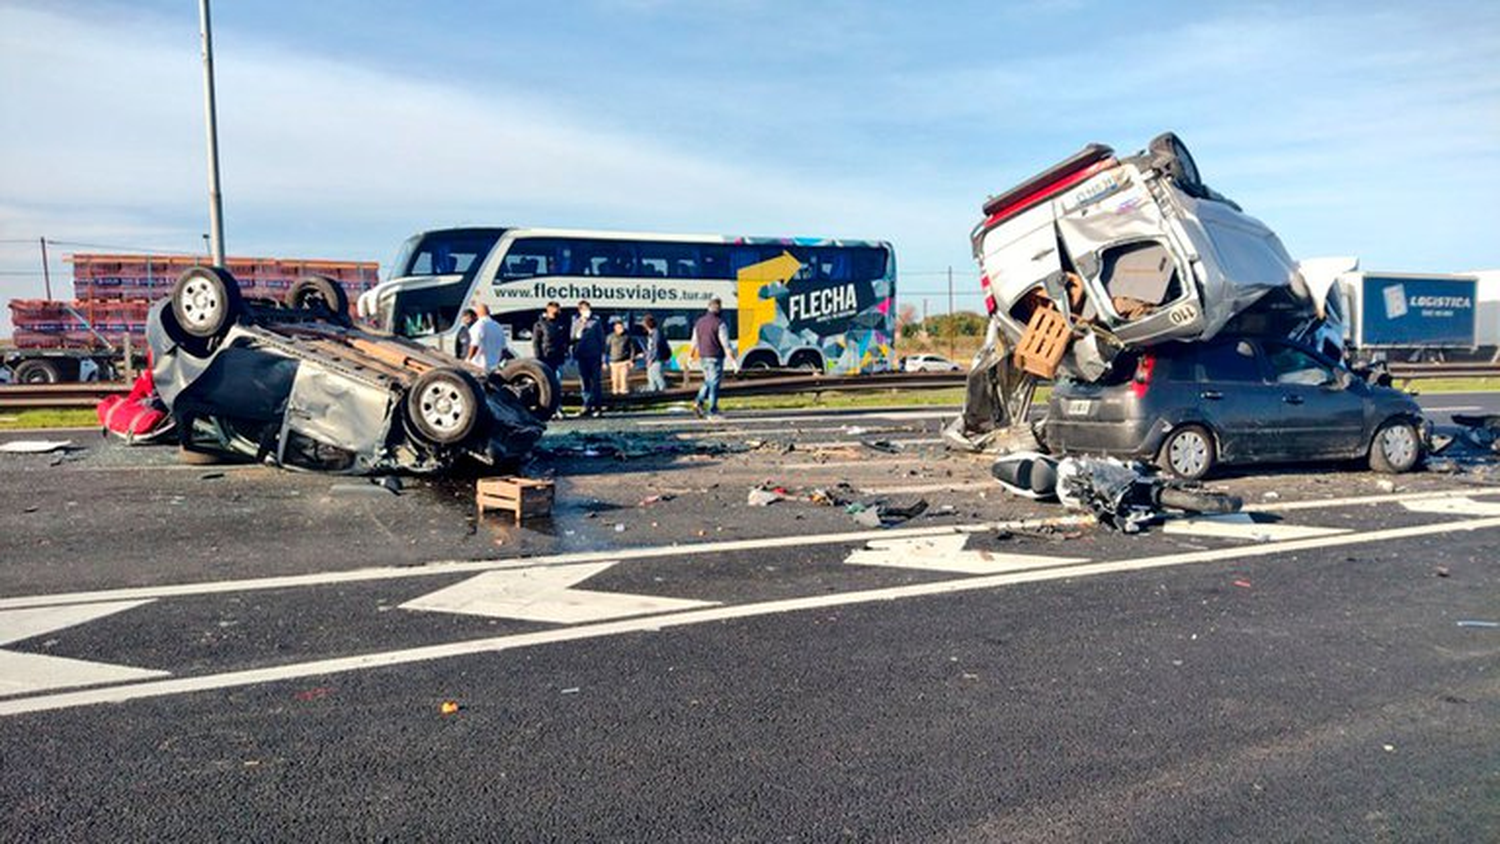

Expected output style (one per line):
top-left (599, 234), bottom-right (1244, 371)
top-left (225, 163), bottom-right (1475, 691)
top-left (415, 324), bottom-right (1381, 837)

top-left (1131, 353), bottom-right (1155, 398)
top-left (980, 274), bottom-right (997, 316)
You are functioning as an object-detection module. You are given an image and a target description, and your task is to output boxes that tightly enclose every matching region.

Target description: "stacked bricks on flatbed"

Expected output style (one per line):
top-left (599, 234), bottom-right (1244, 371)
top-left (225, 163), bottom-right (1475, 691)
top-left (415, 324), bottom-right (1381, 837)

top-left (8, 254), bottom-right (379, 350)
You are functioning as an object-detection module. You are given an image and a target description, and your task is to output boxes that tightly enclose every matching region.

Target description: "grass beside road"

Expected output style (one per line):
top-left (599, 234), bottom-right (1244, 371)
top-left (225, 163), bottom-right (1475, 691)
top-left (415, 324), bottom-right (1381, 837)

top-left (0, 408), bottom-right (98, 430)
top-left (1397, 376), bottom-right (1500, 394)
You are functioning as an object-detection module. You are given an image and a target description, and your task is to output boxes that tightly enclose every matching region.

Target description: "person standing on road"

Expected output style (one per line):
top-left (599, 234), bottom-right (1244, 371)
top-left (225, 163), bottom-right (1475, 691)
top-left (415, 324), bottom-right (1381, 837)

top-left (689, 297), bottom-right (736, 418)
top-left (642, 314), bottom-right (669, 393)
top-left (464, 304), bottom-right (508, 372)
top-left (570, 300), bottom-right (606, 416)
top-left (531, 300), bottom-right (568, 371)
top-left (606, 318), bottom-right (636, 396)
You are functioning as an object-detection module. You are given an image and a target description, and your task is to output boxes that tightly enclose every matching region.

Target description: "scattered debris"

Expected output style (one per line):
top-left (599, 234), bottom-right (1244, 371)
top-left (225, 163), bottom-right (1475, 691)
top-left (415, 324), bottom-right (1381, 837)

top-left (1232, 579), bottom-right (1253, 589)
top-left (199, 471), bottom-right (225, 481)
top-left (637, 494), bottom-right (676, 507)
top-left (0, 440), bottom-right (75, 454)
top-left (560, 687), bottom-right (581, 695)
top-left (861, 439), bottom-right (901, 454)
top-left (1456, 620), bottom-right (1499, 629)
top-left (747, 487), bottom-right (786, 507)
top-left (476, 476), bottom-right (555, 524)
top-left (1434, 566), bottom-right (1451, 578)
top-left (439, 700), bottom-right (461, 715)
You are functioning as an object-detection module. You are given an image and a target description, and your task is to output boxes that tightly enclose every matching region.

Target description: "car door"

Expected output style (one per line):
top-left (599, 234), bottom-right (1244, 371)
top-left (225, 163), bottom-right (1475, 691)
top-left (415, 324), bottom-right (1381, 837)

top-left (1175, 340), bottom-right (1287, 461)
top-left (1261, 340), bottom-right (1366, 458)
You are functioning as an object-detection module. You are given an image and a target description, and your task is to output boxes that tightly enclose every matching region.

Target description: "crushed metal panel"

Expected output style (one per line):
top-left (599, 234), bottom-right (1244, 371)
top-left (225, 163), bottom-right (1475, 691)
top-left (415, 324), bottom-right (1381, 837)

top-left (282, 361), bottom-right (394, 462)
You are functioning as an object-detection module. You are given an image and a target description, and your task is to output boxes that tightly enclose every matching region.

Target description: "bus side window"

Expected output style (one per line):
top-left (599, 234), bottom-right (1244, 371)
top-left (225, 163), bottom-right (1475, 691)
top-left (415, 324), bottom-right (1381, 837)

top-left (662, 315), bottom-right (691, 341)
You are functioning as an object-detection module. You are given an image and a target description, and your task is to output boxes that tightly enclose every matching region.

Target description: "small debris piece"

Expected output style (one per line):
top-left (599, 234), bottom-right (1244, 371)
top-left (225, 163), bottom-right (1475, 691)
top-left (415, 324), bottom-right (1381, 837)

top-left (1262, 491), bottom-right (1280, 500)
top-left (379, 476), bottom-right (403, 494)
top-left (560, 687), bottom-right (581, 695)
top-left (0, 440), bottom-right (74, 454)
top-left (1232, 579), bottom-right (1253, 589)
top-left (439, 700), bottom-right (460, 715)
top-left (1434, 566), bottom-right (1450, 578)
top-left (329, 483), bottom-right (396, 498)
top-left (1456, 620), bottom-right (1499, 628)
top-left (747, 487), bottom-right (784, 507)
top-left (1375, 479), bottom-right (1397, 493)
top-left (294, 687), bottom-right (333, 702)
top-left (199, 471), bottom-right (225, 481)
top-left (861, 439), bottom-right (901, 454)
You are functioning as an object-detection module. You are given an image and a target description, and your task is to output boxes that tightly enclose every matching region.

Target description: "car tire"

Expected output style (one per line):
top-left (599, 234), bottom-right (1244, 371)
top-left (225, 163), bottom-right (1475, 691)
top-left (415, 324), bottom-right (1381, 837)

top-left (170, 266), bottom-right (242, 340)
top-left (286, 275), bottom-right (350, 319)
top-left (407, 367), bottom-right (483, 446)
top-left (13, 359), bottom-right (62, 384)
top-left (1159, 424), bottom-right (1216, 480)
top-left (1369, 418), bottom-right (1421, 474)
top-left (496, 359), bottom-right (561, 421)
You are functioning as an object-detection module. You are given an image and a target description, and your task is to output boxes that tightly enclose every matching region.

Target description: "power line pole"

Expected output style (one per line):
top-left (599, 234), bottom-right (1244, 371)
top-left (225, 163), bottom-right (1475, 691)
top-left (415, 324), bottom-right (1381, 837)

top-left (39, 237), bottom-right (52, 300)
top-left (947, 265), bottom-right (955, 359)
top-left (198, 0), bottom-right (226, 267)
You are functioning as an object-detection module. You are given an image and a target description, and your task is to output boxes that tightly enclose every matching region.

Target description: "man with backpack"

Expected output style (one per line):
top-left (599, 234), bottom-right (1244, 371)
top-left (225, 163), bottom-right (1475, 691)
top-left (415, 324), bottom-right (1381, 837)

top-left (642, 314), bottom-right (670, 393)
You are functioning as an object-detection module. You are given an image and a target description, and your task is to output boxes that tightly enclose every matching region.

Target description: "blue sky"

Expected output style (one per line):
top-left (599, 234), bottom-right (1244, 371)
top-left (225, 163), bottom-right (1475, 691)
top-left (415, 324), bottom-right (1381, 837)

top-left (1, 0), bottom-right (1497, 330)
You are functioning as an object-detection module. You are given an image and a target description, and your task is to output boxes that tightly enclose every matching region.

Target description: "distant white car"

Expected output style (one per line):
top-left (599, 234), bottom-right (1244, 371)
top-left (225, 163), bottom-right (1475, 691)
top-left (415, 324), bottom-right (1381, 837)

top-left (903, 354), bottom-right (962, 373)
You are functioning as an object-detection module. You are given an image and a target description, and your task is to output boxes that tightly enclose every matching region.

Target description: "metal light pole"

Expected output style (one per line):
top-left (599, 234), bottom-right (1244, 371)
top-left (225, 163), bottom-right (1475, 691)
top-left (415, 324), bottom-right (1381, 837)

top-left (198, 0), bottom-right (226, 267)
top-left (946, 265), bottom-right (955, 359)
top-left (39, 237), bottom-right (53, 300)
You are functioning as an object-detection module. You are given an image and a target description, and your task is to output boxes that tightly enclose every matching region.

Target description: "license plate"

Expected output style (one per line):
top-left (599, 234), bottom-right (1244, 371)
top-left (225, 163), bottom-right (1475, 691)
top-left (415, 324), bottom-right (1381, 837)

top-left (1066, 399), bottom-right (1095, 416)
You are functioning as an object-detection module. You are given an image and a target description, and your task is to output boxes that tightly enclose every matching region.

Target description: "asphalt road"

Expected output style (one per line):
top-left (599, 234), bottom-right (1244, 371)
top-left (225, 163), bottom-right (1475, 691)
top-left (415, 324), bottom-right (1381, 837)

top-left (1, 399), bottom-right (1498, 842)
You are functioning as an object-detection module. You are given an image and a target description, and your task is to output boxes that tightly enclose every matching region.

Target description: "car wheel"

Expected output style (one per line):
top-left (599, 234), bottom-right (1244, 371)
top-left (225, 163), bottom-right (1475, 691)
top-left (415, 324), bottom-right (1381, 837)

top-left (170, 266), bottom-right (242, 340)
top-left (286, 275), bottom-right (350, 319)
top-left (407, 367), bottom-right (483, 446)
top-left (496, 359), bottom-right (561, 421)
top-left (13, 359), bottom-right (62, 384)
top-left (1369, 418), bottom-right (1421, 474)
top-left (1159, 424), bottom-right (1216, 480)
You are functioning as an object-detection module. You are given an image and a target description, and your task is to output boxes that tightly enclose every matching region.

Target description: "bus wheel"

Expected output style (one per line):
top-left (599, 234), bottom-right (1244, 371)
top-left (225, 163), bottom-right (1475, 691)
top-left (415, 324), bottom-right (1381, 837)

top-left (741, 351), bottom-right (778, 371)
top-left (788, 350), bottom-right (823, 373)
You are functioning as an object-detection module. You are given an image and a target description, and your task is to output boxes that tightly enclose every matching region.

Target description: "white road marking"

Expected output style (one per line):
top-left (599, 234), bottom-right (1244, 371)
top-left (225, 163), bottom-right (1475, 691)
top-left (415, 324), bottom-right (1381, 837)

top-left (0, 517), bottom-right (1094, 612)
top-left (1401, 496), bottom-right (1500, 516)
top-left (399, 562), bottom-right (716, 624)
top-left (1423, 406), bottom-right (1483, 412)
top-left (1160, 513), bottom-right (1350, 542)
top-left (0, 601), bottom-right (169, 697)
top-left (5, 513), bottom-right (1500, 717)
top-left (844, 535), bottom-right (1086, 574)
top-left (1255, 488), bottom-right (1500, 513)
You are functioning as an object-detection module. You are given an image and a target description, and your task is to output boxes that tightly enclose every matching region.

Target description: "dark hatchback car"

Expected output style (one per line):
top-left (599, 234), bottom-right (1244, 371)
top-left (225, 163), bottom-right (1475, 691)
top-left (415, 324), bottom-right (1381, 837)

top-left (1043, 337), bottom-right (1427, 479)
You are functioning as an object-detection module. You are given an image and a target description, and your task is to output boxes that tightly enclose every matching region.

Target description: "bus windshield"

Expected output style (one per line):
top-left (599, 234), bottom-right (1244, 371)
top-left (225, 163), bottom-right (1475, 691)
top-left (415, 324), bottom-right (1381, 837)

top-left (389, 228), bottom-right (505, 279)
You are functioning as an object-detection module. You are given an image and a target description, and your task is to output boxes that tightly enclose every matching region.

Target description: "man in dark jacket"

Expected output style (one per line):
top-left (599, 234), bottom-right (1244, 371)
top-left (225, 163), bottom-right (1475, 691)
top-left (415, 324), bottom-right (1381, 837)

top-left (570, 299), bottom-right (606, 416)
top-left (531, 301), bottom-right (568, 370)
top-left (689, 297), bottom-right (737, 418)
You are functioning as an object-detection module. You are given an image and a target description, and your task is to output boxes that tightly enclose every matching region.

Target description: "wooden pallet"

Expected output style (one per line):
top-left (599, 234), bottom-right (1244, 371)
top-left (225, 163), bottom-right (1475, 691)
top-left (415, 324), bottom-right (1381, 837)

top-left (476, 476), bottom-right (555, 524)
top-left (1013, 305), bottom-right (1071, 379)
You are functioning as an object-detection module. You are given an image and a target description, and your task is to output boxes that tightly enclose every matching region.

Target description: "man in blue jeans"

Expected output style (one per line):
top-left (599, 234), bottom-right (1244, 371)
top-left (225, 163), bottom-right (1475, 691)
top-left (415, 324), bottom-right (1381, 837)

top-left (570, 300), bottom-right (606, 417)
top-left (689, 297), bottom-right (737, 418)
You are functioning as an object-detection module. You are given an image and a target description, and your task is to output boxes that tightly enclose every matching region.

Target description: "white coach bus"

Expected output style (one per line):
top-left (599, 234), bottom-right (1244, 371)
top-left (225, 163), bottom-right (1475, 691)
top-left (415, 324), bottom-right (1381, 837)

top-left (356, 226), bottom-right (898, 373)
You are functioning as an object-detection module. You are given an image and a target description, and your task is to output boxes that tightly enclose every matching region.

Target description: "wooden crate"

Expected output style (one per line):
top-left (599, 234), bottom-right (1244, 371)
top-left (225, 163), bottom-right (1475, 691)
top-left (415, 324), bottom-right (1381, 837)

top-left (476, 476), bottom-right (555, 524)
top-left (1013, 305), bottom-right (1072, 379)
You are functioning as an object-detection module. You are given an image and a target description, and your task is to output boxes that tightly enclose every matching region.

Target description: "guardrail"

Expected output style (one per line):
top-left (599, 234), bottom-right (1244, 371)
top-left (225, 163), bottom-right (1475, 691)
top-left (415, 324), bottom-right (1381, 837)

top-left (1, 361), bottom-right (1496, 412)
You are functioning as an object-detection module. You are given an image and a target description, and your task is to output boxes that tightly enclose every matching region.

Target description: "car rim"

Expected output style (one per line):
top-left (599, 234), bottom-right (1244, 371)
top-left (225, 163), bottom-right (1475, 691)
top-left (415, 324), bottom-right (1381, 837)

top-left (418, 381), bottom-right (469, 433)
top-left (1171, 432), bottom-right (1208, 475)
top-left (1381, 425), bottom-right (1415, 466)
top-left (181, 277), bottom-right (221, 328)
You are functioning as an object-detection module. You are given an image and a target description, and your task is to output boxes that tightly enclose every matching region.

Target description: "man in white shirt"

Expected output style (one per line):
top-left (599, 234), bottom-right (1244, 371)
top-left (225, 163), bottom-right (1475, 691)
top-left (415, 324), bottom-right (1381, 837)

top-left (463, 304), bottom-right (508, 372)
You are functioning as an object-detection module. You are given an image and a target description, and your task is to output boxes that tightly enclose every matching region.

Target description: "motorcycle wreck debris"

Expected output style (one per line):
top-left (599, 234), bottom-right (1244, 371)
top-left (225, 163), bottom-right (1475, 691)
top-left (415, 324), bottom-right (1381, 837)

top-left (991, 451), bottom-right (1243, 533)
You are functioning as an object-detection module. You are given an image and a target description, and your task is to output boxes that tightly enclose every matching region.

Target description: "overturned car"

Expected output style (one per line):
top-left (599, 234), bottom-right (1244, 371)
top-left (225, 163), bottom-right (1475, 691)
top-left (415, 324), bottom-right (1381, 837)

top-left (951, 132), bottom-right (1349, 453)
top-left (150, 266), bottom-right (559, 473)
